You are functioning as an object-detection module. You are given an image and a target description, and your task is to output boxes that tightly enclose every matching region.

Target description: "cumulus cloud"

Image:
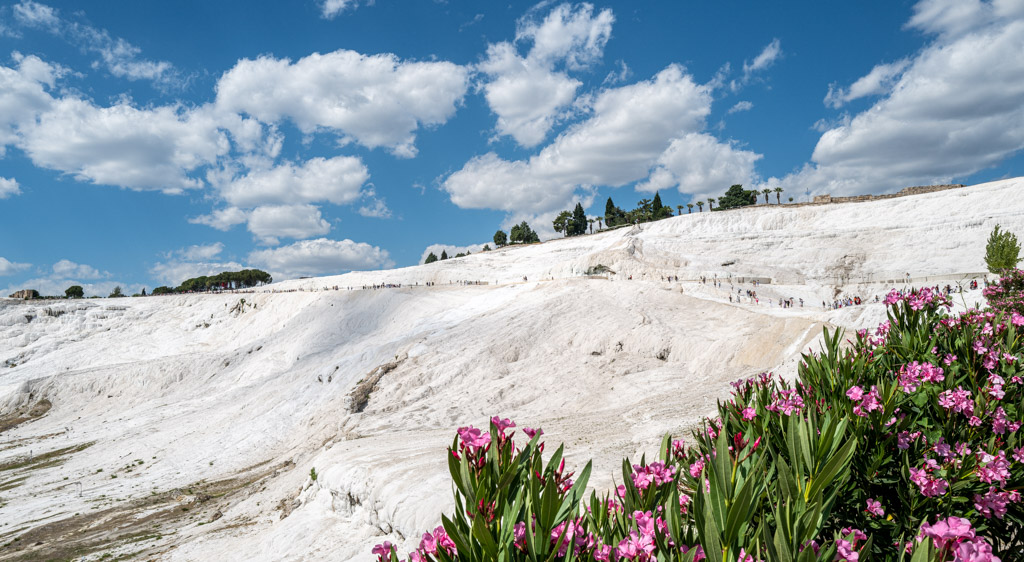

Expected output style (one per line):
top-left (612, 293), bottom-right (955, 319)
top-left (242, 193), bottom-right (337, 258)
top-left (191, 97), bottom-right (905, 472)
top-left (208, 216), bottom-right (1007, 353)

top-left (824, 60), bottom-right (910, 108)
top-left (636, 133), bottom-right (761, 197)
top-left (477, 2), bottom-right (613, 147)
top-left (217, 155), bottom-right (369, 207)
top-left (12, 1), bottom-right (179, 87)
top-left (189, 207), bottom-right (249, 231)
top-left (20, 98), bottom-right (228, 192)
top-left (0, 177), bottom-right (20, 198)
top-left (52, 259), bottom-right (108, 279)
top-left (247, 204), bottom-right (331, 245)
top-left (148, 242), bottom-right (250, 287)
top-left (175, 242), bottom-right (224, 262)
top-left (3, 276), bottom-right (142, 298)
top-left (446, 65), bottom-right (758, 216)
top-left (247, 237), bottom-right (392, 279)
top-left (0, 53), bottom-right (60, 155)
top-left (215, 50), bottom-right (469, 157)
top-left (357, 189), bottom-right (392, 218)
top-left (788, 0), bottom-right (1024, 196)
top-left (0, 257), bottom-right (31, 276)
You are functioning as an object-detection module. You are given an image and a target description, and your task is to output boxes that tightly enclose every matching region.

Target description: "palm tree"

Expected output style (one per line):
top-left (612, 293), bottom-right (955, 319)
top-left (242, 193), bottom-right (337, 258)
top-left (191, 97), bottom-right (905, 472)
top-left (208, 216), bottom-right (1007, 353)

top-left (696, 200), bottom-right (704, 212)
top-left (588, 219), bottom-right (595, 234)
top-left (774, 186), bottom-right (783, 204)
top-left (708, 197), bottom-right (716, 211)
top-left (687, 203), bottom-right (694, 214)
top-left (676, 205), bottom-right (683, 216)
top-left (597, 217), bottom-right (603, 230)
top-left (762, 189), bottom-right (771, 204)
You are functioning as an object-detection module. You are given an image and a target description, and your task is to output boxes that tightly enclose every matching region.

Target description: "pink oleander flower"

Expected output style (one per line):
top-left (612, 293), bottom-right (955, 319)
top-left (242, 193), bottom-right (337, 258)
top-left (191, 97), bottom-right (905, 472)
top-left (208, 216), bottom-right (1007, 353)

top-left (741, 406), bottom-right (756, 421)
top-left (835, 539), bottom-right (859, 561)
top-left (737, 548), bottom-right (755, 562)
top-left (372, 542), bottom-right (394, 559)
top-left (523, 427), bottom-right (542, 439)
top-left (513, 522), bottom-right (526, 549)
top-left (490, 416), bottom-right (515, 433)
top-left (865, 498), bottom-right (884, 517)
top-left (841, 527), bottom-right (868, 542)
top-left (974, 486), bottom-right (1021, 519)
top-left (846, 385), bottom-right (864, 401)
top-left (978, 450), bottom-right (1011, 486)
top-left (766, 388), bottom-right (805, 416)
top-left (457, 426), bottom-right (491, 449)
top-left (910, 467), bottom-right (948, 497)
top-left (680, 545), bottom-right (706, 561)
top-left (593, 544), bottom-right (612, 561)
top-left (1013, 447), bottom-right (1024, 463)
top-left (689, 458), bottom-right (705, 478)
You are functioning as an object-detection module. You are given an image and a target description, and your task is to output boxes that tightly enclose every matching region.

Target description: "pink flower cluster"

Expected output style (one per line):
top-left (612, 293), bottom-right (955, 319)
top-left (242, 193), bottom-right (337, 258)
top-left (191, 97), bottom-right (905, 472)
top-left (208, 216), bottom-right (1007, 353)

top-left (836, 527), bottom-right (867, 561)
top-left (630, 461), bottom-right (676, 491)
top-left (938, 387), bottom-right (975, 417)
top-left (845, 385), bottom-right (882, 417)
top-left (896, 361), bottom-right (944, 393)
top-left (909, 459), bottom-right (949, 497)
top-left (976, 450), bottom-right (1011, 486)
top-left (409, 526), bottom-right (456, 562)
top-left (919, 517), bottom-right (1001, 562)
top-left (973, 486), bottom-right (1021, 519)
top-left (765, 388), bottom-right (804, 416)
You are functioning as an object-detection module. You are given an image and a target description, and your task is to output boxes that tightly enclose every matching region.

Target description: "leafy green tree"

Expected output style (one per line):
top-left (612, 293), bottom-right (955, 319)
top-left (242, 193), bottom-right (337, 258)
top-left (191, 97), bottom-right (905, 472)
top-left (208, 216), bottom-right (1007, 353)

top-left (717, 184), bottom-right (758, 210)
top-left (152, 286), bottom-right (174, 295)
top-left (493, 230), bottom-right (508, 247)
top-left (482, 244), bottom-right (491, 251)
top-left (570, 202), bottom-right (587, 235)
top-left (440, 250), bottom-right (448, 260)
top-left (553, 210), bottom-right (572, 237)
top-left (109, 286), bottom-right (124, 298)
top-left (985, 224), bottom-right (1021, 274)
top-left (424, 252), bottom-right (439, 264)
top-left (65, 285), bottom-right (84, 299)
top-left (510, 221), bottom-right (539, 244)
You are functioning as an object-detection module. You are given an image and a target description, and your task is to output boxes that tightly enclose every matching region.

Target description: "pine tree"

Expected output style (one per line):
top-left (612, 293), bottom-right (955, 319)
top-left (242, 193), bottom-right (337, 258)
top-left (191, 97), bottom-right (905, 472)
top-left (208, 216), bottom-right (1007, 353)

top-left (604, 197), bottom-right (618, 227)
top-left (986, 225), bottom-right (1021, 274)
top-left (652, 191), bottom-right (664, 218)
top-left (493, 230), bottom-right (507, 247)
top-left (440, 250), bottom-right (448, 260)
top-left (424, 252), bottom-right (438, 264)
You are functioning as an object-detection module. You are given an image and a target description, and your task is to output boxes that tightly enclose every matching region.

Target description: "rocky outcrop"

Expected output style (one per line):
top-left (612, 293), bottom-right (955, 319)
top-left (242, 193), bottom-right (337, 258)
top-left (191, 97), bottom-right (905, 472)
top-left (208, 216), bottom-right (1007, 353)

top-left (8, 289), bottom-right (39, 300)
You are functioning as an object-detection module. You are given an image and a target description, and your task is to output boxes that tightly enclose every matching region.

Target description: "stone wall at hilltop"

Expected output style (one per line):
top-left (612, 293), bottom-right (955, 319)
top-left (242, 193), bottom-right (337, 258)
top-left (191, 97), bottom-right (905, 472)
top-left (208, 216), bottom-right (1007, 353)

top-left (810, 183), bottom-right (965, 205)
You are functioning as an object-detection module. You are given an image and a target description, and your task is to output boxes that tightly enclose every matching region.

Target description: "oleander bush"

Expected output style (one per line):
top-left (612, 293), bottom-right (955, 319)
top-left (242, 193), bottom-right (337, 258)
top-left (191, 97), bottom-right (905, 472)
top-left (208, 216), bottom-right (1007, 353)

top-left (374, 279), bottom-right (1024, 562)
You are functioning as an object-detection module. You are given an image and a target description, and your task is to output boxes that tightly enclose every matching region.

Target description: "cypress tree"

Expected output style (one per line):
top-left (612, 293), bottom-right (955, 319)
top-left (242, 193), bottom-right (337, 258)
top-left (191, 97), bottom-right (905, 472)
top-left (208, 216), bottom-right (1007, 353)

top-left (440, 250), bottom-right (448, 260)
top-left (571, 202), bottom-right (587, 236)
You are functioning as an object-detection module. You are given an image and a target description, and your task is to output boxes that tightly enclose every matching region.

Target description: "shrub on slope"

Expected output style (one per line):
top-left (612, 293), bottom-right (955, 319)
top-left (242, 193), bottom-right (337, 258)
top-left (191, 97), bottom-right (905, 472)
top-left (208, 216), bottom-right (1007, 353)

top-left (375, 282), bottom-right (1023, 561)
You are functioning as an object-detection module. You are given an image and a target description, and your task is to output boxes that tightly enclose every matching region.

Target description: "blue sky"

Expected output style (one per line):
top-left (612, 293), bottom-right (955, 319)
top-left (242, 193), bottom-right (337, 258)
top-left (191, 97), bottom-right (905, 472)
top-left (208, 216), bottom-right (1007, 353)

top-left (1, 0), bottom-right (1022, 296)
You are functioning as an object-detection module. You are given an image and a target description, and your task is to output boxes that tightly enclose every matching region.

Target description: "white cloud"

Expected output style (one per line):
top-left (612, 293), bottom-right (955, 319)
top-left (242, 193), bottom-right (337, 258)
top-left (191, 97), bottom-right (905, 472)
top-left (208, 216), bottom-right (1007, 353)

top-left (0, 257), bottom-right (31, 276)
top-left (247, 238), bottom-right (392, 280)
top-left (0, 177), bottom-right (20, 198)
top-left (52, 259), bottom-right (107, 279)
top-left (790, 2), bottom-right (1024, 196)
top-left (217, 155), bottom-right (369, 207)
top-left (636, 133), bottom-right (761, 197)
top-left (477, 3), bottom-right (614, 147)
top-left (824, 59), bottom-right (910, 108)
top-left (215, 50), bottom-right (469, 157)
top-left (728, 100), bottom-right (753, 114)
top-left (445, 65), bottom-right (737, 215)
top-left (320, 0), bottom-right (371, 19)
top-left (419, 242), bottom-right (489, 264)
top-left (0, 53), bottom-right (60, 155)
top-left (602, 60), bottom-right (631, 85)
top-left (247, 204), bottom-right (331, 245)
top-left (12, 1), bottom-right (58, 30)
top-left (20, 98), bottom-right (228, 193)
top-left (13, 1), bottom-right (179, 87)
top-left (357, 189), bottom-right (391, 218)
top-left (150, 260), bottom-right (245, 287)
top-left (189, 207), bottom-right (249, 231)
top-left (176, 242), bottom-right (224, 262)
top-left (742, 38), bottom-right (782, 80)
